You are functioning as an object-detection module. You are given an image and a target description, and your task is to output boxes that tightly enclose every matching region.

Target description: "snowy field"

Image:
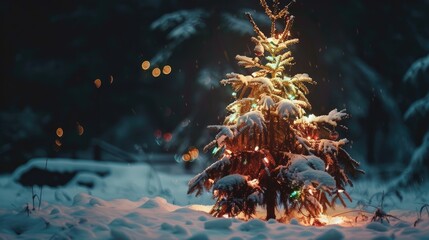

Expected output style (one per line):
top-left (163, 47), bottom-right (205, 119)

top-left (1, 158), bottom-right (429, 240)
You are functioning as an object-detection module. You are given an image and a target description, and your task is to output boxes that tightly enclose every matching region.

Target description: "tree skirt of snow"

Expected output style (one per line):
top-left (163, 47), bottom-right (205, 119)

top-left (0, 158), bottom-right (429, 239)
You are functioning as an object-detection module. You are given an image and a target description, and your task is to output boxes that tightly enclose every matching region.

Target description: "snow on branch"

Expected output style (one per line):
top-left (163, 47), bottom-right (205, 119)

top-left (317, 139), bottom-right (348, 155)
top-left (276, 99), bottom-right (307, 119)
top-left (188, 156), bottom-right (231, 196)
top-left (259, 95), bottom-right (275, 110)
top-left (279, 154), bottom-right (336, 190)
top-left (310, 109), bottom-right (348, 126)
top-left (236, 111), bottom-right (267, 132)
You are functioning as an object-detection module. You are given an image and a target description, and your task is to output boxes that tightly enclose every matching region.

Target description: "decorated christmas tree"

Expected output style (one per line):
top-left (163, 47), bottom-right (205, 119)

top-left (188, 0), bottom-right (364, 222)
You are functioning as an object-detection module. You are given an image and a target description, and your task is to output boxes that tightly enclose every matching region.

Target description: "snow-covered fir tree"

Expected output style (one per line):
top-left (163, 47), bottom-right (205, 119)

top-left (188, 0), bottom-right (364, 222)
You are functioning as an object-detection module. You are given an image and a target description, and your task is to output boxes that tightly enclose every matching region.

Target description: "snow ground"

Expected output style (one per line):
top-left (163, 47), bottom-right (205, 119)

top-left (0, 158), bottom-right (429, 240)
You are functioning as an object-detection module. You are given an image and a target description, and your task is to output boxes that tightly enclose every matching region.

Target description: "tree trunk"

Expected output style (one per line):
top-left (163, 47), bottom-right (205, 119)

top-left (265, 178), bottom-right (276, 220)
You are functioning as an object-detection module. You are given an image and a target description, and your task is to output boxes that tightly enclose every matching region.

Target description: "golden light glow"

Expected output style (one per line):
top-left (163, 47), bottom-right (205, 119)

top-left (55, 139), bottom-right (62, 147)
top-left (162, 65), bottom-right (172, 75)
top-left (94, 79), bottom-right (102, 88)
top-left (152, 68), bottom-right (161, 77)
top-left (56, 128), bottom-right (63, 138)
top-left (142, 60), bottom-right (150, 70)
top-left (182, 153), bottom-right (191, 162)
top-left (263, 157), bottom-right (269, 164)
top-left (188, 147), bottom-right (199, 160)
top-left (254, 146), bottom-right (259, 151)
top-left (316, 214), bottom-right (346, 225)
top-left (77, 122), bottom-right (84, 136)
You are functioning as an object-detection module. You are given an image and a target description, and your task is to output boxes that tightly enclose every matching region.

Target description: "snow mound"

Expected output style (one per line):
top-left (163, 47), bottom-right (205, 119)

top-left (238, 219), bottom-right (266, 232)
top-left (204, 218), bottom-right (232, 230)
top-left (140, 198), bottom-right (165, 209)
top-left (316, 228), bottom-right (344, 240)
top-left (188, 232), bottom-right (210, 240)
top-left (1, 159), bottom-right (429, 239)
top-left (366, 222), bottom-right (388, 232)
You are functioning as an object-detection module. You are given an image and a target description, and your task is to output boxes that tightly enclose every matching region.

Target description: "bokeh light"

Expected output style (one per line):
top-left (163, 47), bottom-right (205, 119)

top-left (55, 139), bottom-right (62, 147)
top-left (163, 132), bottom-right (172, 142)
top-left (188, 147), bottom-right (199, 160)
top-left (77, 122), bottom-right (84, 136)
top-left (152, 68), bottom-right (161, 77)
top-left (94, 79), bottom-right (102, 88)
top-left (182, 153), bottom-right (191, 162)
top-left (56, 128), bottom-right (63, 138)
top-left (141, 60), bottom-right (150, 70)
top-left (162, 65), bottom-right (172, 75)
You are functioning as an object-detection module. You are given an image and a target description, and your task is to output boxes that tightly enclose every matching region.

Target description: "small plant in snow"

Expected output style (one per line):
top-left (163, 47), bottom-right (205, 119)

top-left (188, 0), bottom-right (364, 222)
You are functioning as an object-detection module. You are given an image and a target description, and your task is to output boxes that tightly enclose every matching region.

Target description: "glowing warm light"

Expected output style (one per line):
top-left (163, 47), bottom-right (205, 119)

top-left (263, 157), bottom-right (269, 164)
top-left (182, 153), bottom-right (191, 162)
top-left (225, 149), bottom-right (232, 155)
top-left (254, 146), bottom-right (259, 151)
top-left (162, 65), bottom-right (172, 75)
top-left (55, 139), bottom-right (62, 147)
top-left (152, 68), bottom-right (161, 77)
top-left (307, 136), bottom-right (311, 140)
top-left (142, 60), bottom-right (150, 70)
top-left (188, 147), bottom-right (199, 160)
top-left (94, 79), bottom-right (102, 88)
top-left (308, 188), bottom-right (313, 195)
top-left (316, 214), bottom-right (346, 225)
top-left (338, 189), bottom-right (344, 193)
top-left (56, 128), bottom-right (64, 138)
top-left (77, 122), bottom-right (84, 136)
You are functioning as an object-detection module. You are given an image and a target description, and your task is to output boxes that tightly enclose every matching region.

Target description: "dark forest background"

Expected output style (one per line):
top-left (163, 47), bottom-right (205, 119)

top-left (1, 0), bottom-right (428, 183)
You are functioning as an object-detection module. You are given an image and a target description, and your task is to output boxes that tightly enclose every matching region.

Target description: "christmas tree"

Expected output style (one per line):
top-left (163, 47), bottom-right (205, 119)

top-left (188, 0), bottom-right (364, 222)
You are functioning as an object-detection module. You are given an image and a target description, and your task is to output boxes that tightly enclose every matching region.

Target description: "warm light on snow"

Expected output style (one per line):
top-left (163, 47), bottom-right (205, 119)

top-left (316, 214), bottom-right (346, 225)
